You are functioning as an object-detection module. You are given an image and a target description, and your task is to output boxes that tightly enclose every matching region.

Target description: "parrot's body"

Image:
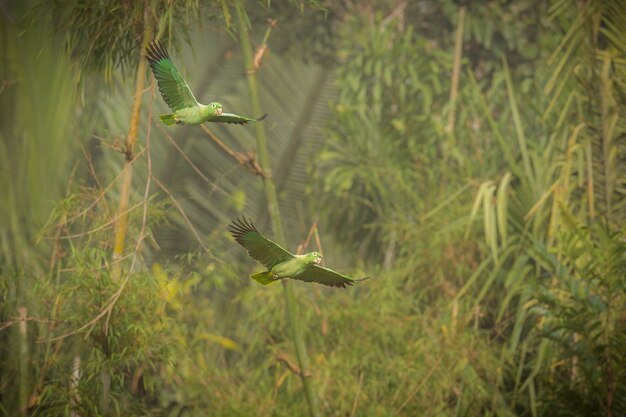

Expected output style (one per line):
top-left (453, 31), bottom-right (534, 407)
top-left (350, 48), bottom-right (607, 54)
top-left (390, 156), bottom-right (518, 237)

top-left (159, 105), bottom-right (215, 126)
top-left (230, 218), bottom-right (369, 288)
top-left (250, 253), bottom-right (322, 285)
top-left (146, 40), bottom-right (267, 126)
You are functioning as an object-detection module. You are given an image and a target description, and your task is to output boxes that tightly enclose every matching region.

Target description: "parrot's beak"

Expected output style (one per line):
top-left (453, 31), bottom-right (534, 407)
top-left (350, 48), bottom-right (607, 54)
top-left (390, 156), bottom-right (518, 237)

top-left (315, 256), bottom-right (322, 265)
top-left (217, 108), bottom-right (223, 116)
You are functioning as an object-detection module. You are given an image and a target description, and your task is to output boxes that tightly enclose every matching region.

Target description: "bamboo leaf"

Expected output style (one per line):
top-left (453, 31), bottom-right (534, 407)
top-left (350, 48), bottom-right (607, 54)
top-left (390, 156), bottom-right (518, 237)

top-left (496, 172), bottom-right (512, 245)
top-left (503, 58), bottom-right (533, 180)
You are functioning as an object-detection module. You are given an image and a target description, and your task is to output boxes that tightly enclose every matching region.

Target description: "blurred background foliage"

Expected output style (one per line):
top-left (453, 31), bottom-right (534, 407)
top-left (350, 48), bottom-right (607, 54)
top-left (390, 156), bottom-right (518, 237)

top-left (1, 0), bottom-right (625, 416)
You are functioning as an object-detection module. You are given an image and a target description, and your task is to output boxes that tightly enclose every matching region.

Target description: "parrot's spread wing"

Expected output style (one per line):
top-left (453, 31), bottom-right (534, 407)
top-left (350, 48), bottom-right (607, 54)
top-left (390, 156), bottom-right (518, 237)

top-left (229, 217), bottom-right (294, 269)
top-left (296, 265), bottom-right (368, 288)
top-left (146, 40), bottom-right (199, 111)
top-left (210, 113), bottom-right (268, 125)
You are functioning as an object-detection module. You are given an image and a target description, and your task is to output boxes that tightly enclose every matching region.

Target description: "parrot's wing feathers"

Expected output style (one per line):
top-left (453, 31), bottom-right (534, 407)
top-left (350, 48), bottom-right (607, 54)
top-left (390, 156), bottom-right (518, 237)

top-left (146, 40), bottom-right (199, 111)
top-left (210, 113), bottom-right (268, 125)
top-left (297, 265), bottom-right (368, 288)
top-left (229, 217), bottom-right (294, 269)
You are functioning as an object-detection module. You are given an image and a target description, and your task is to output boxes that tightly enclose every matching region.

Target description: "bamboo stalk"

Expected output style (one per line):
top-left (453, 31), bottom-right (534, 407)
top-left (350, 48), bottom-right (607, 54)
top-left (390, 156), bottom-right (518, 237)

top-left (18, 307), bottom-right (28, 417)
top-left (599, 52), bottom-right (617, 224)
top-left (100, 369), bottom-right (111, 415)
top-left (586, 141), bottom-right (595, 219)
top-left (70, 354), bottom-right (82, 417)
top-left (445, 6), bottom-right (465, 134)
top-left (111, 15), bottom-right (152, 281)
top-left (234, 3), bottom-right (321, 417)
top-left (106, 8), bottom-right (152, 415)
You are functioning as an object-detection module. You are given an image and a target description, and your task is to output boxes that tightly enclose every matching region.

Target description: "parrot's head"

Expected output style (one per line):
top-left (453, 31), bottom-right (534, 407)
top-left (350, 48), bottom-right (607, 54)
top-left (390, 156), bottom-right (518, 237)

top-left (310, 251), bottom-right (323, 265)
top-left (209, 102), bottom-right (223, 116)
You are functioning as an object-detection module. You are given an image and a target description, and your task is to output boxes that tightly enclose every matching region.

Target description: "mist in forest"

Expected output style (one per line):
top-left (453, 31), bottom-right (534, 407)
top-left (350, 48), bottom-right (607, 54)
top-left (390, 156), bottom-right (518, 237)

top-left (1, 1), bottom-right (625, 416)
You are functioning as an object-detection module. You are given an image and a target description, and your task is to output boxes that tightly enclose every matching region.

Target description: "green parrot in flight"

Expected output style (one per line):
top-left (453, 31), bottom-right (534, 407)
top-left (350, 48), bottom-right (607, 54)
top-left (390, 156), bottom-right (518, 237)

top-left (146, 40), bottom-right (267, 126)
top-left (229, 217), bottom-right (369, 288)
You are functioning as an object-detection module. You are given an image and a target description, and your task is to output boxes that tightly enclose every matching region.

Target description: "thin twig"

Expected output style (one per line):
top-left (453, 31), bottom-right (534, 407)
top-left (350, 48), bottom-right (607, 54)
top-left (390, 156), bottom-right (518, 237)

top-left (0, 79), bottom-right (17, 95)
top-left (394, 359), bottom-right (442, 415)
top-left (160, 123), bottom-right (231, 195)
top-left (276, 350), bottom-right (302, 375)
top-left (0, 316), bottom-right (61, 332)
top-left (64, 147), bottom-right (147, 225)
top-left (261, 324), bottom-right (277, 346)
top-left (253, 19), bottom-right (277, 70)
top-left (199, 124), bottom-right (242, 161)
top-left (42, 202), bottom-right (143, 240)
top-left (350, 371), bottom-right (365, 417)
top-left (296, 220), bottom-right (318, 255)
top-left (39, 245), bottom-right (138, 343)
top-left (314, 228), bottom-right (325, 266)
top-left (38, 274), bottom-right (131, 342)
top-left (152, 176), bottom-right (208, 252)
top-left (59, 253), bottom-right (134, 273)
top-left (80, 141), bottom-right (103, 191)
top-left (199, 124), bottom-right (265, 177)
top-left (381, 1), bottom-right (406, 26)
top-left (49, 159), bottom-right (80, 270)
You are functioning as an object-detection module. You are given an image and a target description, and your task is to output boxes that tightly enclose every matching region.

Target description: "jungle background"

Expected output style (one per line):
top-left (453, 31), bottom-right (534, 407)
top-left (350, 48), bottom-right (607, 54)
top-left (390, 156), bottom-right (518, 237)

top-left (1, 0), bottom-right (625, 416)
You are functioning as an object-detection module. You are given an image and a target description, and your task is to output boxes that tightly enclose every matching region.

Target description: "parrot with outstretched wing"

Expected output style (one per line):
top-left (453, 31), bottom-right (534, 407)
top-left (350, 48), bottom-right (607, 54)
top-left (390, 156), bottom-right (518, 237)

top-left (146, 40), bottom-right (267, 126)
top-left (229, 217), bottom-right (369, 288)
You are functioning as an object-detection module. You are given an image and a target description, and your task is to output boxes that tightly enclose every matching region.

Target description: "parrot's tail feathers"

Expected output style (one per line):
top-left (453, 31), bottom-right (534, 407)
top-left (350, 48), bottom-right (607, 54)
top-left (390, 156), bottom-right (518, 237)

top-left (160, 114), bottom-right (177, 126)
top-left (250, 271), bottom-right (277, 285)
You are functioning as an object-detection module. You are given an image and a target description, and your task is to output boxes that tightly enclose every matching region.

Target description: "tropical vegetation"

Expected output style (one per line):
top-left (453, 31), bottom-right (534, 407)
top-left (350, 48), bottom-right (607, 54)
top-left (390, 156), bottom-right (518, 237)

top-left (1, 0), bottom-right (625, 416)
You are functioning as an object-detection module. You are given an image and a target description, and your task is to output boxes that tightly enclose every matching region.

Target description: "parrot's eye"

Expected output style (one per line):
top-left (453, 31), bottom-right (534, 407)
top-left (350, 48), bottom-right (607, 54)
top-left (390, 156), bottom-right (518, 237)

top-left (211, 104), bottom-right (216, 108)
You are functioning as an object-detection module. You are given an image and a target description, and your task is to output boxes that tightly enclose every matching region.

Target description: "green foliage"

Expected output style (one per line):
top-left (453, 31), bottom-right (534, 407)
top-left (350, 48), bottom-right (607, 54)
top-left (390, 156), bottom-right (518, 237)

top-left (2, 0), bottom-right (626, 416)
top-left (314, 1), bottom-right (626, 416)
top-left (532, 219), bottom-right (626, 416)
top-left (34, 266), bottom-right (178, 416)
top-left (1, 182), bottom-right (178, 415)
top-left (455, 2), bottom-right (626, 416)
top-left (34, 0), bottom-right (214, 82)
top-left (532, 0), bottom-right (626, 230)
top-left (316, 16), bottom-right (456, 259)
